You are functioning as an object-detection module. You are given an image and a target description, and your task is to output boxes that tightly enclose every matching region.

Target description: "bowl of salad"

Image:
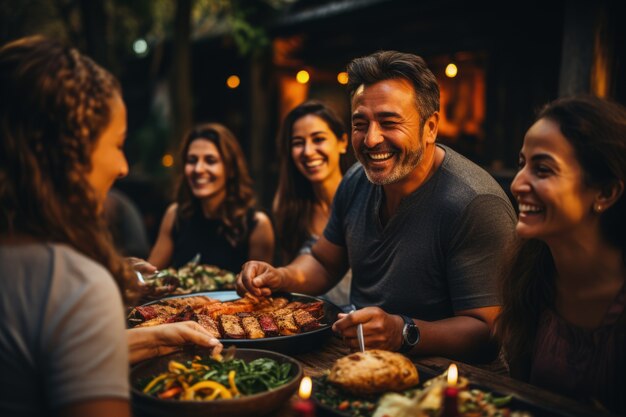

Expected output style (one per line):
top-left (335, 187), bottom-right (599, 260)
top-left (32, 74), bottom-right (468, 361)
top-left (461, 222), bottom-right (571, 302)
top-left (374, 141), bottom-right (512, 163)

top-left (131, 348), bottom-right (303, 417)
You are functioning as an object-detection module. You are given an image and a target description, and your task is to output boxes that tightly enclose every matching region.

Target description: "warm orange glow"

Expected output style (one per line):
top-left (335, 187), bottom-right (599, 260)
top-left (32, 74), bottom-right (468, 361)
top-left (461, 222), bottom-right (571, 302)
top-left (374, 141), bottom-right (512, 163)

top-left (162, 153), bottom-right (174, 167)
top-left (337, 71), bottom-right (349, 85)
top-left (445, 63), bottom-right (458, 78)
top-left (296, 70), bottom-right (310, 84)
top-left (447, 363), bottom-right (458, 385)
top-left (298, 376), bottom-right (312, 399)
top-left (226, 75), bottom-right (240, 89)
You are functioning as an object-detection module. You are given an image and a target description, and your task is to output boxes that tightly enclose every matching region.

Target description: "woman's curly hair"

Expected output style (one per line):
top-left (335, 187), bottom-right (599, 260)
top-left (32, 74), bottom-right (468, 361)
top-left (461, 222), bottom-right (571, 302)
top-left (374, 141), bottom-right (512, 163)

top-left (0, 36), bottom-right (137, 303)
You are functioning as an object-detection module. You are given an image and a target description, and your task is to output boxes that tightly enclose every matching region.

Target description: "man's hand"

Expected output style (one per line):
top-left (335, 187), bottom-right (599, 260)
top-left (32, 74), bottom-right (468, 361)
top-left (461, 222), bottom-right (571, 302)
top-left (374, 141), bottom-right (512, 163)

top-left (236, 261), bottom-right (285, 297)
top-left (332, 307), bottom-right (404, 352)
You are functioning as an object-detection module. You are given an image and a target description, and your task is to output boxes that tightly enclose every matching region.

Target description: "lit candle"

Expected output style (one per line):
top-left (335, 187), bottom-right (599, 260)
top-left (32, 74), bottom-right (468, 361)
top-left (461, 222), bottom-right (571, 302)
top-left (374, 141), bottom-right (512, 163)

top-left (447, 363), bottom-right (458, 387)
top-left (293, 376), bottom-right (315, 417)
top-left (442, 364), bottom-right (459, 417)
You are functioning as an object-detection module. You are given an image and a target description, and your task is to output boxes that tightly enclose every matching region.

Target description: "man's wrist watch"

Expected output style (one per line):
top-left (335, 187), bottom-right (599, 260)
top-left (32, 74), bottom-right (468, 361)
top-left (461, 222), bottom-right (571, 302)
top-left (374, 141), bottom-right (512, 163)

top-left (399, 315), bottom-right (420, 353)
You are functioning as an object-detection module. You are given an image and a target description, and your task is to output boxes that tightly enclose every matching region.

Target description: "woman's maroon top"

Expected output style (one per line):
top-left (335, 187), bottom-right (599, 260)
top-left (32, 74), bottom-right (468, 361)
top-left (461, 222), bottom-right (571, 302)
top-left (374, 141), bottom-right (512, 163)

top-left (530, 284), bottom-right (626, 414)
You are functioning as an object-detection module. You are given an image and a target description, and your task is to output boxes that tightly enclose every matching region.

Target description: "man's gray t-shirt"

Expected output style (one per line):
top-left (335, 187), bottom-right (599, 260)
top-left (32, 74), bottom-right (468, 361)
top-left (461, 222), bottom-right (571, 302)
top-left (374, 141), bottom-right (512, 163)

top-left (324, 145), bottom-right (516, 320)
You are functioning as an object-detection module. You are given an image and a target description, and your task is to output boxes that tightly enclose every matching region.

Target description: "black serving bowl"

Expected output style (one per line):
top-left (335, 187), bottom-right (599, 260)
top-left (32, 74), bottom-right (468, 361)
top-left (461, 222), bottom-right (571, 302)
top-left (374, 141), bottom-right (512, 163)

top-left (131, 348), bottom-right (303, 417)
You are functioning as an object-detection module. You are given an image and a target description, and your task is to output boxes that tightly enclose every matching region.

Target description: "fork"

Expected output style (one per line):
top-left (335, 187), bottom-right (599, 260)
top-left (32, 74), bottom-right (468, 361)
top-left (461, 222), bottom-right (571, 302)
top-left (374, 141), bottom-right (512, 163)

top-left (349, 304), bottom-right (366, 352)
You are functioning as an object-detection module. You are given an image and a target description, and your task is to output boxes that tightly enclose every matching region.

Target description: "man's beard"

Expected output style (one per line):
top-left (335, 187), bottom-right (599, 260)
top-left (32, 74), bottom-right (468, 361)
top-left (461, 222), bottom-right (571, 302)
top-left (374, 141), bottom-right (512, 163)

top-left (359, 143), bottom-right (424, 185)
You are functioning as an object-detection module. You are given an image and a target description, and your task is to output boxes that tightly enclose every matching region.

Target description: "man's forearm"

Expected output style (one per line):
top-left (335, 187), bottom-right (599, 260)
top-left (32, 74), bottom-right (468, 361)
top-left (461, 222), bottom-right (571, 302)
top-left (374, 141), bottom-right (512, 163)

top-left (278, 254), bottom-right (339, 295)
top-left (410, 315), bottom-right (497, 363)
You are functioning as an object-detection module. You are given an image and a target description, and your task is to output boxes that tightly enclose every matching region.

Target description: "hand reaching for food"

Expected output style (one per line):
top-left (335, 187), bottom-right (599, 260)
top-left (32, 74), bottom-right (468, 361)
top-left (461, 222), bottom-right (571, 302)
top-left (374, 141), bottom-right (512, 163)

top-left (127, 321), bottom-right (223, 364)
top-left (236, 261), bottom-right (285, 297)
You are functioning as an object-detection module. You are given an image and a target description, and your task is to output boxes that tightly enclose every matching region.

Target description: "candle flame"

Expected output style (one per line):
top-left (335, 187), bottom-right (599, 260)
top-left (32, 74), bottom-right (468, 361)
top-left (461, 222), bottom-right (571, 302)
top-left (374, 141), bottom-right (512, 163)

top-left (298, 376), bottom-right (312, 399)
top-left (447, 363), bottom-right (458, 385)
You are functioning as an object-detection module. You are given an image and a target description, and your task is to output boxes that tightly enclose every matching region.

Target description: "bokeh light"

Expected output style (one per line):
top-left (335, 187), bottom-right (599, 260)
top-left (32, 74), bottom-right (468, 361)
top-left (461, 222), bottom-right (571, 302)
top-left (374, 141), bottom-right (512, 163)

top-left (133, 38), bottom-right (148, 56)
top-left (337, 71), bottom-right (349, 85)
top-left (296, 70), bottom-right (310, 84)
top-left (162, 153), bottom-right (174, 168)
top-left (445, 63), bottom-right (458, 78)
top-left (226, 75), bottom-right (240, 89)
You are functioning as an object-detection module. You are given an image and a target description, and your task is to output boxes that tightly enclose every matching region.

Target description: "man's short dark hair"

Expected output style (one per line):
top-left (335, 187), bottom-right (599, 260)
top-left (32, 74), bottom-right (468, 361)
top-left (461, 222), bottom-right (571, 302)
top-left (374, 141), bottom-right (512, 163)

top-left (346, 50), bottom-right (440, 123)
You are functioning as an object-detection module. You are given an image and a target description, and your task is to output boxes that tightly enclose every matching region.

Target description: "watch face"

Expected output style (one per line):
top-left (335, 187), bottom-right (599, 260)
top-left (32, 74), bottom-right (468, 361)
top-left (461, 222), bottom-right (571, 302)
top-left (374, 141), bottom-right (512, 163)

top-left (406, 325), bottom-right (419, 345)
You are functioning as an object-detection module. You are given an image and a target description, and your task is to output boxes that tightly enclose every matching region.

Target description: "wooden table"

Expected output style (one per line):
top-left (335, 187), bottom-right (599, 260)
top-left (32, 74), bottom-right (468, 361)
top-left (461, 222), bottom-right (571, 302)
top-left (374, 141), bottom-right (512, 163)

top-left (272, 335), bottom-right (620, 417)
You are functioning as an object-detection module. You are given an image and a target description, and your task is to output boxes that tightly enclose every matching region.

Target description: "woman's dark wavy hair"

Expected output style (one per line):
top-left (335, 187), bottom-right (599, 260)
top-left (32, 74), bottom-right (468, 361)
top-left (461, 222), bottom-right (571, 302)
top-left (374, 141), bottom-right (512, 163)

top-left (273, 100), bottom-right (347, 263)
top-left (175, 123), bottom-right (256, 246)
top-left (0, 36), bottom-right (137, 303)
top-left (496, 95), bottom-right (626, 378)
top-left (346, 50), bottom-right (440, 124)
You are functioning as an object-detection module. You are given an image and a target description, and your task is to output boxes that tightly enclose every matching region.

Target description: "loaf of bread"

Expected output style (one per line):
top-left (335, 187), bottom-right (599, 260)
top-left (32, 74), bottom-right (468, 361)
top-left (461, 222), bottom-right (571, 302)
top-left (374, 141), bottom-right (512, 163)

top-left (328, 349), bottom-right (419, 395)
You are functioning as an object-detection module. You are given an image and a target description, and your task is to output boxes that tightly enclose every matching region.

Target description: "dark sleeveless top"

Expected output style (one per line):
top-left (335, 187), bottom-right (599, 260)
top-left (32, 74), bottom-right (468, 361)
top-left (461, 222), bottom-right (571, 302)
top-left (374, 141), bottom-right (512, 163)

top-left (529, 283), bottom-right (626, 414)
top-left (171, 208), bottom-right (257, 273)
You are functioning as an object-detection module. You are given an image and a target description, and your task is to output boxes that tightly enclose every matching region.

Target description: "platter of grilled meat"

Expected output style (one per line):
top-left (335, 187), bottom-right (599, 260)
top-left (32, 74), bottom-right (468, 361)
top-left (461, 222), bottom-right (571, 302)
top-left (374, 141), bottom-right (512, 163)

top-left (128, 291), bottom-right (342, 354)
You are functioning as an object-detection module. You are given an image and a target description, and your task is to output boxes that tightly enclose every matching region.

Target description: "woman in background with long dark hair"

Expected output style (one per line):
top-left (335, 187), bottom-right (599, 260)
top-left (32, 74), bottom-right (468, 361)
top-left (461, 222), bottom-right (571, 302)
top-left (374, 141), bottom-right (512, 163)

top-left (149, 123), bottom-right (274, 272)
top-left (273, 100), bottom-right (352, 306)
top-left (497, 95), bottom-right (626, 414)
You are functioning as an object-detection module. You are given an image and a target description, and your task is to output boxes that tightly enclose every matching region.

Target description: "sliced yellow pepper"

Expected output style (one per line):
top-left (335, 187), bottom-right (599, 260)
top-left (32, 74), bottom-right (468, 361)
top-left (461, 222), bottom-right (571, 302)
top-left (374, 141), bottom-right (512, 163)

top-left (143, 374), bottom-right (168, 393)
top-left (184, 380), bottom-right (232, 400)
top-left (228, 370), bottom-right (240, 396)
top-left (168, 360), bottom-right (191, 373)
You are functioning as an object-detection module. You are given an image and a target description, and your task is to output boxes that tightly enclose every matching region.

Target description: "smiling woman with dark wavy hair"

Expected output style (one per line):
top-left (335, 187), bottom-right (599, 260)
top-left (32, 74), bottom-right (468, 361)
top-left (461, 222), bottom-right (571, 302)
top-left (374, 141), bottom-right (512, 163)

top-left (496, 95), bottom-right (626, 414)
top-left (148, 122), bottom-right (274, 273)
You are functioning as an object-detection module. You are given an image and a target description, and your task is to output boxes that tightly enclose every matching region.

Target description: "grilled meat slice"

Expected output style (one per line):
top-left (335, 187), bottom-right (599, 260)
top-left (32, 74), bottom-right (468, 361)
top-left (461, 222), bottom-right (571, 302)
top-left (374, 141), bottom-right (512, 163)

top-left (196, 314), bottom-right (221, 338)
top-left (219, 314), bottom-right (245, 339)
top-left (293, 309), bottom-right (320, 331)
top-left (272, 308), bottom-right (299, 335)
top-left (299, 301), bottom-right (325, 319)
top-left (241, 316), bottom-right (265, 339)
top-left (131, 304), bottom-right (178, 322)
top-left (133, 316), bottom-right (169, 328)
top-left (165, 305), bottom-right (197, 323)
top-left (161, 296), bottom-right (219, 310)
top-left (257, 314), bottom-right (279, 337)
top-left (255, 297), bottom-right (289, 313)
top-left (204, 300), bottom-right (255, 319)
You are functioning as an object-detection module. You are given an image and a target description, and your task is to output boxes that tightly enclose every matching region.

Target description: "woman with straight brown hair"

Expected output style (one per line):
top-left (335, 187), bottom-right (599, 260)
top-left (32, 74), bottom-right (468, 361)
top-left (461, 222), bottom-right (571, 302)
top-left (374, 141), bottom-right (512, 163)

top-left (149, 123), bottom-right (274, 272)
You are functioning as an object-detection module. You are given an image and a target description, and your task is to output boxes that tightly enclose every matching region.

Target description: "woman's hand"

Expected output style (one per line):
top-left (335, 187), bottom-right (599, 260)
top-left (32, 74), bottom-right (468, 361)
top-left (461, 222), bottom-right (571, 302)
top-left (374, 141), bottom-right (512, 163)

top-left (127, 321), bottom-right (223, 364)
top-left (126, 257), bottom-right (158, 276)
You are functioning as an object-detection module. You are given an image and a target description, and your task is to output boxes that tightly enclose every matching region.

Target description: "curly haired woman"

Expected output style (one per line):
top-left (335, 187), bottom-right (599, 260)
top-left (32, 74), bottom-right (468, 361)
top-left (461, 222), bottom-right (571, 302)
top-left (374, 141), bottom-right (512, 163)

top-left (0, 36), bottom-right (221, 416)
